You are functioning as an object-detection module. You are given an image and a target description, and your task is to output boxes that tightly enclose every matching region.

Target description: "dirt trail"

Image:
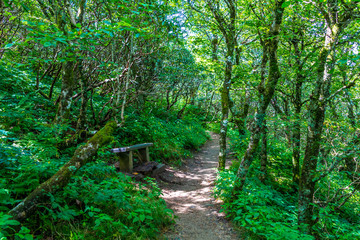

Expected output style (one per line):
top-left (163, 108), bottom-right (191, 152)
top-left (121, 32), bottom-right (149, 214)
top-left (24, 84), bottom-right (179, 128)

top-left (160, 133), bottom-right (239, 240)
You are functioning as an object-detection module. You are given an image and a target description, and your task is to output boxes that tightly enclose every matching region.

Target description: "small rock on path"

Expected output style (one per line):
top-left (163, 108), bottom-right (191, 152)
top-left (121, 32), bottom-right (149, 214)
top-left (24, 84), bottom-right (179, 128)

top-left (160, 133), bottom-right (239, 240)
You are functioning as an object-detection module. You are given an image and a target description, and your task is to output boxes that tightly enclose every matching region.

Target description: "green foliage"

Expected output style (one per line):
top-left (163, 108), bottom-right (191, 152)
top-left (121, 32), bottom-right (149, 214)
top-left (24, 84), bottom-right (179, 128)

top-left (0, 108), bottom-right (202, 239)
top-left (314, 203), bottom-right (360, 240)
top-left (0, 64), bottom-right (209, 239)
top-left (0, 62), bottom-right (208, 239)
top-left (115, 108), bottom-right (210, 163)
top-left (219, 126), bottom-right (360, 239)
top-left (0, 213), bottom-right (33, 240)
top-left (207, 121), bottom-right (221, 134)
top-left (215, 171), bottom-right (313, 240)
top-left (0, 1), bottom-right (213, 239)
top-left (227, 125), bottom-right (294, 191)
top-left (0, 63), bottom-right (56, 128)
top-left (31, 166), bottom-right (174, 239)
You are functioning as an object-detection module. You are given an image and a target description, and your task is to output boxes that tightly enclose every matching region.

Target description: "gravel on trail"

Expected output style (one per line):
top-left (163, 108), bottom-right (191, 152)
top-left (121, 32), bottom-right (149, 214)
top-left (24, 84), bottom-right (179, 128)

top-left (160, 133), bottom-right (240, 240)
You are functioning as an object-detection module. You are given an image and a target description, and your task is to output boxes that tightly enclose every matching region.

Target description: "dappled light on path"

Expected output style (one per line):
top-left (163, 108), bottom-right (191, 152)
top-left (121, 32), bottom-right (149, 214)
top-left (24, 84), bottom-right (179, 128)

top-left (161, 133), bottom-right (239, 240)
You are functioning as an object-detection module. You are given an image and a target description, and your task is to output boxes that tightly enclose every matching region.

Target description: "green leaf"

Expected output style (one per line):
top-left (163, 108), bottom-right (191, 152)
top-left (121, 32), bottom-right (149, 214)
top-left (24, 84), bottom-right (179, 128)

top-left (24, 234), bottom-right (33, 240)
top-left (1, 219), bottom-right (20, 226)
top-left (55, 38), bottom-right (67, 44)
top-left (282, 1), bottom-right (291, 8)
top-left (4, 43), bottom-right (13, 49)
top-left (3, 0), bottom-right (10, 7)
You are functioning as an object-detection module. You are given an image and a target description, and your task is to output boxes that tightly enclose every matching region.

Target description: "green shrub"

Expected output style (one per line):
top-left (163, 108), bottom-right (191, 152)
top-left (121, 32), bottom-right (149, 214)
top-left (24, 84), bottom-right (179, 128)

top-left (0, 213), bottom-right (33, 240)
top-left (0, 62), bottom-right (208, 239)
top-left (215, 171), bottom-right (313, 240)
top-left (115, 108), bottom-right (210, 163)
top-left (33, 167), bottom-right (175, 239)
top-left (216, 129), bottom-right (360, 240)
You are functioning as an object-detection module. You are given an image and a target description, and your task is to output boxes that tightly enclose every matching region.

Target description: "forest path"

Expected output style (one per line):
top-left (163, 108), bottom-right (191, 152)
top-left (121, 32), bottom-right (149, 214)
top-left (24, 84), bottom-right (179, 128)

top-left (160, 133), bottom-right (239, 240)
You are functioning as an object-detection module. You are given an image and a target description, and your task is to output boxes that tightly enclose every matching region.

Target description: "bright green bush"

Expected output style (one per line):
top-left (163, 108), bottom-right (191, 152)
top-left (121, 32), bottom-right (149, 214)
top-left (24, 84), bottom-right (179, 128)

top-left (214, 171), bottom-right (313, 240)
top-left (115, 108), bottom-right (210, 163)
top-left (1, 167), bottom-right (174, 239)
top-left (218, 127), bottom-right (360, 240)
top-left (32, 165), bottom-right (175, 239)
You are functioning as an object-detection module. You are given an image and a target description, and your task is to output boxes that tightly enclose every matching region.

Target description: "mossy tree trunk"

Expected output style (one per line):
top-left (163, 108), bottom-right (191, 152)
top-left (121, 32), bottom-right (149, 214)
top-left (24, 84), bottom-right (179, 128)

top-left (290, 36), bottom-right (305, 187)
top-left (259, 119), bottom-right (267, 183)
top-left (232, 0), bottom-right (286, 194)
top-left (55, 61), bottom-right (75, 123)
top-left (76, 60), bottom-right (89, 130)
top-left (298, 2), bottom-right (354, 233)
top-left (39, 0), bottom-right (87, 124)
top-left (207, 0), bottom-right (236, 171)
top-left (291, 101), bottom-right (301, 186)
top-left (219, 64), bottom-right (232, 170)
top-left (8, 121), bottom-right (117, 221)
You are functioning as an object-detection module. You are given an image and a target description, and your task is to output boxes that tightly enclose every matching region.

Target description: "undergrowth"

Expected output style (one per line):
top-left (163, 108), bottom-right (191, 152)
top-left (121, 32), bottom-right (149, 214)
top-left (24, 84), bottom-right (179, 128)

top-left (1, 165), bottom-right (174, 239)
top-left (214, 125), bottom-right (360, 240)
top-left (115, 107), bottom-right (210, 164)
top-left (0, 64), bottom-right (209, 239)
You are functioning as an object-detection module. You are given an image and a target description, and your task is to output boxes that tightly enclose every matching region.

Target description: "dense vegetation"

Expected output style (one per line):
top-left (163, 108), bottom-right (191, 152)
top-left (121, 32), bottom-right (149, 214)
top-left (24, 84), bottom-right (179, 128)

top-left (196, 0), bottom-right (360, 239)
top-left (0, 1), bottom-right (210, 239)
top-left (1, 0), bottom-right (360, 239)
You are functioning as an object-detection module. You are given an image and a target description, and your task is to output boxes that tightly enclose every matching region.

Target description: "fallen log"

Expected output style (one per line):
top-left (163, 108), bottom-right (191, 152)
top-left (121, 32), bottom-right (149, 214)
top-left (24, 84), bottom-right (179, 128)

top-left (8, 121), bottom-right (117, 221)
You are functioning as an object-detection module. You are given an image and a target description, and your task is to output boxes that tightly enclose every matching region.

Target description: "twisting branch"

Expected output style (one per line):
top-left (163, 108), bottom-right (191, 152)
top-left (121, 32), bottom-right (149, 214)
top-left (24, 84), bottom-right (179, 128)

top-left (325, 78), bottom-right (357, 103)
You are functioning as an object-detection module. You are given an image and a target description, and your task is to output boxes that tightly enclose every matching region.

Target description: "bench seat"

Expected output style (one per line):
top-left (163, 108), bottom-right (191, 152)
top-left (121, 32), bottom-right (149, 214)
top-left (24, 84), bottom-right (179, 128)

top-left (110, 143), bottom-right (153, 173)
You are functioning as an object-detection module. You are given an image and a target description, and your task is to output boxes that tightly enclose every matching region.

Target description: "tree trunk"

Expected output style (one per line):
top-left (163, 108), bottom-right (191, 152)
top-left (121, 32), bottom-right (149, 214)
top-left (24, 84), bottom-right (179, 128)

top-left (291, 39), bottom-right (304, 187)
top-left (76, 60), bottom-right (88, 130)
top-left (55, 61), bottom-right (75, 123)
top-left (232, 0), bottom-right (285, 194)
top-left (206, 0), bottom-right (236, 171)
top-left (292, 106), bottom-right (301, 186)
top-left (298, 19), bottom-right (343, 234)
top-left (204, 91), bottom-right (215, 119)
top-left (8, 121), bottom-right (117, 221)
top-left (218, 55), bottom-right (233, 170)
top-left (259, 119), bottom-right (267, 183)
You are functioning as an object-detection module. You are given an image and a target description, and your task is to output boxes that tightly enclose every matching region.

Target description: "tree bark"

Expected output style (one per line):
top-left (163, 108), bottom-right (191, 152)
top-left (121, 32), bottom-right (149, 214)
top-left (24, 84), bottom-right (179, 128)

top-left (259, 119), bottom-right (267, 183)
top-left (291, 39), bottom-right (304, 187)
top-left (76, 60), bottom-right (89, 130)
top-left (298, 3), bottom-right (351, 231)
top-left (8, 121), bottom-right (117, 221)
top-left (55, 61), bottom-right (75, 123)
top-left (218, 56), bottom-right (233, 170)
top-left (232, 0), bottom-right (286, 194)
top-left (292, 104), bottom-right (301, 186)
top-left (206, 0), bottom-right (236, 171)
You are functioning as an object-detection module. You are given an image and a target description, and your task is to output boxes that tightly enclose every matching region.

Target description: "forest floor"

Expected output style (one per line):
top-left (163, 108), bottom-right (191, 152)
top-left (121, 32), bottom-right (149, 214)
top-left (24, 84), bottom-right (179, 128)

top-left (159, 133), bottom-right (240, 240)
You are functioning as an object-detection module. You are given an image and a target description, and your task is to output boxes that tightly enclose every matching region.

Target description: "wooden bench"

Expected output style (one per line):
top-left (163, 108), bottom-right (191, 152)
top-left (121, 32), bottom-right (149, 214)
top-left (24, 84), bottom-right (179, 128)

top-left (110, 143), bottom-right (153, 173)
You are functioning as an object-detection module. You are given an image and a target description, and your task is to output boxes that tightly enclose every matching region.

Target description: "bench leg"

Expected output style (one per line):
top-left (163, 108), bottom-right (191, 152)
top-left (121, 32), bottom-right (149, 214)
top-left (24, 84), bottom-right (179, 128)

top-left (138, 147), bottom-right (150, 163)
top-left (117, 151), bottom-right (133, 173)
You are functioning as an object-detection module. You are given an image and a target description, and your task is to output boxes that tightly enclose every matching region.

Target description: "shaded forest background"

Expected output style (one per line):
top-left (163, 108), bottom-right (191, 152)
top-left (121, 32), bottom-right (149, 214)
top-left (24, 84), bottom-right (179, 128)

top-left (1, 0), bottom-right (360, 239)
